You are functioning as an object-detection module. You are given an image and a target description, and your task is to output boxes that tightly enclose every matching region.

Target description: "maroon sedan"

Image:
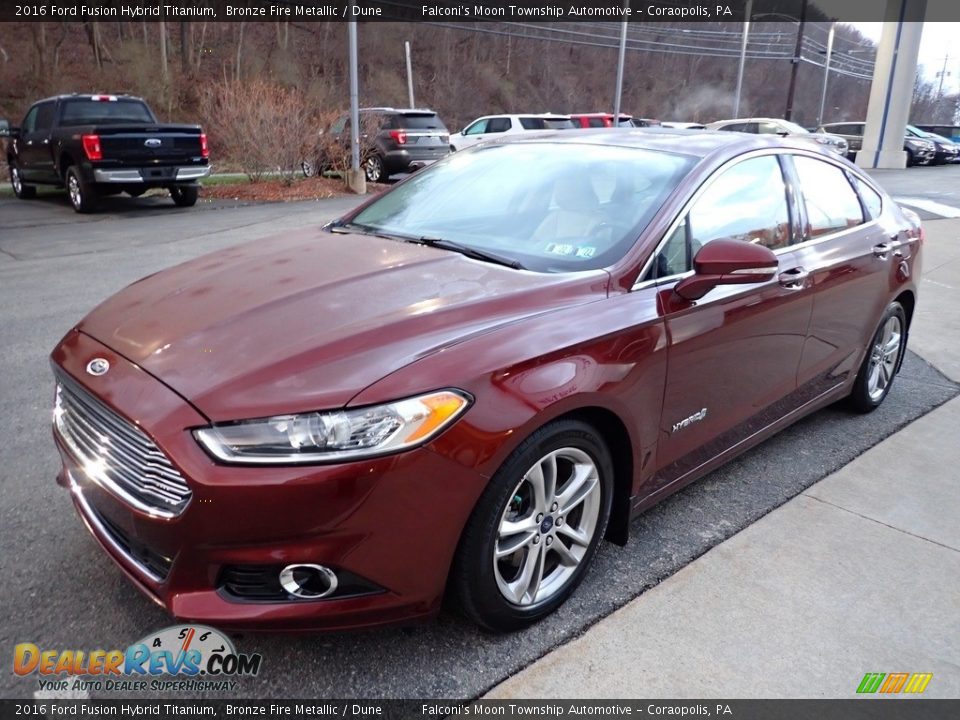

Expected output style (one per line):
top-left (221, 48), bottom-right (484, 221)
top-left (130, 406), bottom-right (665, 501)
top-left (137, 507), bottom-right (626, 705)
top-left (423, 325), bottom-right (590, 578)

top-left (51, 130), bottom-right (921, 632)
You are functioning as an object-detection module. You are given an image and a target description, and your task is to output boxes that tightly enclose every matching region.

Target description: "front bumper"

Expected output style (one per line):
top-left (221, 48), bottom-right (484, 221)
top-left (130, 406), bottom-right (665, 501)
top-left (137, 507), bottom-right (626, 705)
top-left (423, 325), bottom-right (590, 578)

top-left (92, 165), bottom-right (211, 183)
top-left (51, 330), bottom-right (489, 630)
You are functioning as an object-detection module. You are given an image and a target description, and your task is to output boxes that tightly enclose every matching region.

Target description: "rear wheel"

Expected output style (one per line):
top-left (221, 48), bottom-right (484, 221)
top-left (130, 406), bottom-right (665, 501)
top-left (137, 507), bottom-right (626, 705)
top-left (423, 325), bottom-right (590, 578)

top-left (363, 154), bottom-right (385, 183)
top-left (10, 162), bottom-right (36, 199)
top-left (66, 166), bottom-right (97, 213)
top-left (849, 301), bottom-right (907, 412)
top-left (170, 185), bottom-right (198, 207)
top-left (452, 419), bottom-right (613, 632)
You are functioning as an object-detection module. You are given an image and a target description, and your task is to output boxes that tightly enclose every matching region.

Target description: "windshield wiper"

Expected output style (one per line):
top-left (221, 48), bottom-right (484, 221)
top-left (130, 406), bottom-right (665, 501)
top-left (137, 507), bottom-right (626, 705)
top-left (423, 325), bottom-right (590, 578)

top-left (328, 221), bottom-right (399, 242)
top-left (411, 236), bottom-right (524, 270)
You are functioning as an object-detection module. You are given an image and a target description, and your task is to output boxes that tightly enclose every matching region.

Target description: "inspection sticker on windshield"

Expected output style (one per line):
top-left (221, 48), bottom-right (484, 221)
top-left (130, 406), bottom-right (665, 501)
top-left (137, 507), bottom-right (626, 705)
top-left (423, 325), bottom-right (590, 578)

top-left (545, 244), bottom-right (596, 258)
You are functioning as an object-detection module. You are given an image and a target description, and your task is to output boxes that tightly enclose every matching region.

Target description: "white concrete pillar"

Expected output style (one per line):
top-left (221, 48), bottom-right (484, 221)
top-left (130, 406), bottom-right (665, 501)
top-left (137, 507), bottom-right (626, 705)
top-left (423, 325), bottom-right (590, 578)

top-left (855, 0), bottom-right (926, 170)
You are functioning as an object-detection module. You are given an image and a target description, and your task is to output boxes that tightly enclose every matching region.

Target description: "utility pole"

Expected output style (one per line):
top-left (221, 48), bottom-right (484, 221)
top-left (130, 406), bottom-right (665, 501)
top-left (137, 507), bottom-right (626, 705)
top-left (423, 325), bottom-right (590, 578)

top-left (405, 41), bottom-right (415, 108)
top-left (346, 12), bottom-right (364, 193)
top-left (784, 0), bottom-right (808, 121)
top-left (937, 53), bottom-right (950, 98)
top-left (613, 19), bottom-right (628, 121)
top-left (733, 0), bottom-right (753, 117)
top-left (817, 22), bottom-right (836, 128)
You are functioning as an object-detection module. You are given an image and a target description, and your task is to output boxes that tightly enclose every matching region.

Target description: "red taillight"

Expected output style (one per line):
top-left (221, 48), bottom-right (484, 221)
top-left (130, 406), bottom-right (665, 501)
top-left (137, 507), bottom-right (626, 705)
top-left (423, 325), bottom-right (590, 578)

top-left (81, 134), bottom-right (102, 161)
top-left (199, 132), bottom-right (209, 159)
top-left (389, 129), bottom-right (407, 145)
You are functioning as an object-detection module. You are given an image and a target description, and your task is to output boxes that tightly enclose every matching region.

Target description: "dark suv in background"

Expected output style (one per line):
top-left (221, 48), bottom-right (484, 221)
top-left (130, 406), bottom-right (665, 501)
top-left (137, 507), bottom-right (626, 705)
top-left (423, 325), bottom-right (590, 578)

top-left (817, 121), bottom-right (936, 166)
top-left (321, 108), bottom-right (450, 182)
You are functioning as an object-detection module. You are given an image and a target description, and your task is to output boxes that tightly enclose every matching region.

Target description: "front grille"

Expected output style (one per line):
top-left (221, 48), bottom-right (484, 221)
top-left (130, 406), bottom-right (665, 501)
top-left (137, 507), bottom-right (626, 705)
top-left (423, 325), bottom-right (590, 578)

top-left (54, 372), bottom-right (192, 517)
top-left (94, 507), bottom-right (173, 581)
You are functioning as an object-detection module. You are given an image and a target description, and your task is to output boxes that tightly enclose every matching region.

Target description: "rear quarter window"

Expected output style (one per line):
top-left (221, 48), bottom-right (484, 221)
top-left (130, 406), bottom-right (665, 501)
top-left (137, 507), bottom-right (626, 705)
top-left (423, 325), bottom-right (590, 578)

top-left (793, 156), bottom-right (865, 237)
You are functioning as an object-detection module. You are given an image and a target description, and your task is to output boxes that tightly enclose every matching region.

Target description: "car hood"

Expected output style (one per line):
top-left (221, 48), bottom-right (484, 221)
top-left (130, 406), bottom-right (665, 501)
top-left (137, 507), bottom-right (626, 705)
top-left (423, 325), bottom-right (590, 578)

top-left (78, 228), bottom-right (606, 421)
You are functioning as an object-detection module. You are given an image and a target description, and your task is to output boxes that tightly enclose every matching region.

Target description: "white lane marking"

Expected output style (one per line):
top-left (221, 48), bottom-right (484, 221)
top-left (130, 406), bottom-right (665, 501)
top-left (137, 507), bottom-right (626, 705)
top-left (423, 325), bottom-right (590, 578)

top-left (923, 278), bottom-right (955, 290)
top-left (893, 197), bottom-right (960, 218)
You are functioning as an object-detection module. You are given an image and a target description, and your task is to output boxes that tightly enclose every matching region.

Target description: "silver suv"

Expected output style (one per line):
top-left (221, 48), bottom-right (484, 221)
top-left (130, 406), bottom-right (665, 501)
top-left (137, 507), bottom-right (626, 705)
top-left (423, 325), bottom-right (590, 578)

top-left (707, 117), bottom-right (848, 156)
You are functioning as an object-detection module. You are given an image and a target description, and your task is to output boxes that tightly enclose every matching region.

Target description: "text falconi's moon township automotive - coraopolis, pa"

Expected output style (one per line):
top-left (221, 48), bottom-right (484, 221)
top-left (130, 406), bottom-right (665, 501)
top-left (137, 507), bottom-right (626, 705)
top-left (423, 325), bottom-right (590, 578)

top-left (419, 5), bottom-right (727, 18)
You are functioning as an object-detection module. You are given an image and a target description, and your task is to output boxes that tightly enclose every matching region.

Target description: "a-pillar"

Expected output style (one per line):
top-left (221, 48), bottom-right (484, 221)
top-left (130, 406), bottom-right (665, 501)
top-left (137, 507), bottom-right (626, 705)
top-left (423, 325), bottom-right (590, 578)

top-left (855, 0), bottom-right (927, 169)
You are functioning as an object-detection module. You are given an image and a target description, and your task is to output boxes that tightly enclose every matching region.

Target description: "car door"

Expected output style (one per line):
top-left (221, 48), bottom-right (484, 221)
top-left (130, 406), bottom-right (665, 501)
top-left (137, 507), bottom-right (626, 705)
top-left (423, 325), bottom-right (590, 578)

top-left (15, 104), bottom-right (41, 180)
top-left (459, 118), bottom-right (491, 148)
top-left (785, 153), bottom-right (903, 401)
top-left (645, 153), bottom-right (813, 491)
top-left (27, 100), bottom-right (59, 182)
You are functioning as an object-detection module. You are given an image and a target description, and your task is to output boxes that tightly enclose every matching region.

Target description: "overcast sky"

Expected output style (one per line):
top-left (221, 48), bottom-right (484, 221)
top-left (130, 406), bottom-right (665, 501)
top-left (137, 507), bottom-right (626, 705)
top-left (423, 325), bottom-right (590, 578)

top-left (851, 22), bottom-right (958, 90)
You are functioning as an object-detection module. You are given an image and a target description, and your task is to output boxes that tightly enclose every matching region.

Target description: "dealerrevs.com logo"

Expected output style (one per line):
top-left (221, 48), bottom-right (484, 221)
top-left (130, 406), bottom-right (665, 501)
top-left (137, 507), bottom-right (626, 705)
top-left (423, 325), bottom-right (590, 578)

top-left (13, 625), bottom-right (262, 693)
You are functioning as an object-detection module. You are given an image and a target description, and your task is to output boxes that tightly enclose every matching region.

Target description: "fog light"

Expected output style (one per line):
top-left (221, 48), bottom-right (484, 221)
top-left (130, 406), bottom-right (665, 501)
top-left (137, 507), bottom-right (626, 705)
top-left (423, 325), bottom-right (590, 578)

top-left (279, 564), bottom-right (339, 599)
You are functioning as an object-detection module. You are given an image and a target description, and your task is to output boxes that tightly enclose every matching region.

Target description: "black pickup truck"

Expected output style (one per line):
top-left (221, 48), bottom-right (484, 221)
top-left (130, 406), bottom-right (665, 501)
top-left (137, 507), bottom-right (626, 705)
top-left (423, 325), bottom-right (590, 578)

top-left (1, 94), bottom-right (210, 212)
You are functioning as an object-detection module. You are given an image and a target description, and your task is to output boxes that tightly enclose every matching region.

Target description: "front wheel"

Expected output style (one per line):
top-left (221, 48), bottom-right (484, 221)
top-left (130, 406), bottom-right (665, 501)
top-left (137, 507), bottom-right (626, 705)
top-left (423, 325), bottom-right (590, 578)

top-left (66, 166), bottom-right (97, 213)
top-left (363, 154), bottom-right (385, 183)
top-left (170, 185), bottom-right (198, 207)
top-left (451, 419), bottom-right (613, 632)
top-left (849, 301), bottom-right (907, 412)
top-left (906, 149), bottom-right (915, 167)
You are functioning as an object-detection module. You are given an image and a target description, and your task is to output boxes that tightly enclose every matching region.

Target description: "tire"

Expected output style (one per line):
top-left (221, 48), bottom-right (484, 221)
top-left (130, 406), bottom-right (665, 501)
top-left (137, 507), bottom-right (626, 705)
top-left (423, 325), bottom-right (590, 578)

top-left (451, 419), bottom-right (614, 632)
top-left (301, 160), bottom-right (315, 178)
top-left (65, 166), bottom-right (97, 213)
top-left (906, 150), bottom-right (915, 167)
top-left (126, 188), bottom-right (146, 198)
top-left (363, 154), bottom-right (385, 183)
top-left (9, 162), bottom-right (36, 199)
top-left (848, 301), bottom-right (907, 413)
top-left (170, 185), bottom-right (198, 207)
top-left (450, 145), bottom-right (458, 153)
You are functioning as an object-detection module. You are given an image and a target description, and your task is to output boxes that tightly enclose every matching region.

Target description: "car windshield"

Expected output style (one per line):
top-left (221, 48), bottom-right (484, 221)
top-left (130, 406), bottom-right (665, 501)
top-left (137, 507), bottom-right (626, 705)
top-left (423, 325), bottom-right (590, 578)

top-left (347, 142), bottom-right (695, 273)
top-left (60, 99), bottom-right (156, 125)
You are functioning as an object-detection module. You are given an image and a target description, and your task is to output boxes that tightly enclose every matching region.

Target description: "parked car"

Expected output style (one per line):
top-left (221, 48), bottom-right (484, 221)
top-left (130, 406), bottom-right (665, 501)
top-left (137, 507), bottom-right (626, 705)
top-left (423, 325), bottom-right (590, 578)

top-left (914, 123), bottom-right (960, 142)
top-left (709, 117), bottom-right (848, 156)
top-left (816, 122), bottom-right (936, 166)
top-left (51, 131), bottom-right (921, 632)
top-left (905, 124), bottom-right (959, 165)
top-left (449, 114), bottom-right (574, 151)
top-left (1, 94), bottom-right (209, 212)
top-left (316, 107), bottom-right (449, 183)
top-left (629, 118), bottom-right (662, 128)
top-left (570, 113), bottom-right (635, 128)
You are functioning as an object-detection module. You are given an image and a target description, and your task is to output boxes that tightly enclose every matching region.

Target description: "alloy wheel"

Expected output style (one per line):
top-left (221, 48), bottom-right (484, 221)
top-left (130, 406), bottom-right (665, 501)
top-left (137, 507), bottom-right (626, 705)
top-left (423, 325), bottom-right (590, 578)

top-left (68, 174), bottom-right (82, 210)
top-left (867, 315), bottom-right (903, 401)
top-left (11, 166), bottom-right (22, 195)
top-left (364, 156), bottom-right (383, 182)
top-left (494, 447), bottom-right (601, 606)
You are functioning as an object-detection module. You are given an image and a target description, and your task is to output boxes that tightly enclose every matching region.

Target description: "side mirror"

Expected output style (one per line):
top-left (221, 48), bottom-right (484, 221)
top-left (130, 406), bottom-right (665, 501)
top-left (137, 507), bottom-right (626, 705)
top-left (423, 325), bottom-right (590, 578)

top-left (0, 120), bottom-right (12, 138)
top-left (777, 130), bottom-right (790, 137)
top-left (674, 239), bottom-right (778, 301)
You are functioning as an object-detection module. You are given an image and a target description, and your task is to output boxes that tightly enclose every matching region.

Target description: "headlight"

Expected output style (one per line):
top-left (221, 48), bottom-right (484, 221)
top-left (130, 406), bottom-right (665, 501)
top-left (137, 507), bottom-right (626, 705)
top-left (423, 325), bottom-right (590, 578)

top-left (194, 390), bottom-right (471, 465)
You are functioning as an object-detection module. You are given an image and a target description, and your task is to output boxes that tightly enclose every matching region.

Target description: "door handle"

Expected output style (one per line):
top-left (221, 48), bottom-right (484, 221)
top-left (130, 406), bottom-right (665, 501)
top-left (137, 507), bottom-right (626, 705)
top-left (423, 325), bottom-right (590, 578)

top-left (873, 242), bottom-right (892, 259)
top-left (778, 267), bottom-right (809, 290)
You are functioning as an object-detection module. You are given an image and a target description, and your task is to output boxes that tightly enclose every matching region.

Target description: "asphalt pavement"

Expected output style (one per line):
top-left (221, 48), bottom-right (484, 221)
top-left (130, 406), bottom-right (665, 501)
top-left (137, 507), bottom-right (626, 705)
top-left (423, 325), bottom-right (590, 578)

top-left (0, 170), bottom-right (957, 700)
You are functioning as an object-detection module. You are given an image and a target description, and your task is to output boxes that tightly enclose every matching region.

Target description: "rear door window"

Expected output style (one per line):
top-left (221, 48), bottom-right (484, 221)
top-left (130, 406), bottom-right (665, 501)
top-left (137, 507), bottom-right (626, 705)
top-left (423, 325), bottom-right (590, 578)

top-left (486, 117), bottom-right (511, 133)
top-left (793, 156), bottom-right (865, 237)
top-left (588, 117), bottom-right (606, 128)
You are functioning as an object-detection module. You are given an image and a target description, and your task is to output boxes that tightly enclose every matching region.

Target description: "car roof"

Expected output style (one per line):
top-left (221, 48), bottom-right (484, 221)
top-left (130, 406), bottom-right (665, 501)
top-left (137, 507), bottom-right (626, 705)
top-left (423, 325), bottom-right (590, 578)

top-left (360, 107), bottom-right (438, 114)
top-left (481, 127), bottom-right (835, 160)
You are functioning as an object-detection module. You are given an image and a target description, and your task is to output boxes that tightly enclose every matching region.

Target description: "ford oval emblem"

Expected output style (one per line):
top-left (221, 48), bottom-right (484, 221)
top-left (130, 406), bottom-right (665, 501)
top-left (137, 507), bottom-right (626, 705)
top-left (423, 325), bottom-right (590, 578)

top-left (86, 358), bottom-right (110, 376)
top-left (144, 138), bottom-right (162, 148)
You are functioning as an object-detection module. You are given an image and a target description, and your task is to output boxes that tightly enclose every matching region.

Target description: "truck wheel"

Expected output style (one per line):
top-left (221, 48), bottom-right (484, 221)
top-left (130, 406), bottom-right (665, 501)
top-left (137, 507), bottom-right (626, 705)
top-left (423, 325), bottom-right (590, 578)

top-left (66, 166), bottom-right (98, 213)
top-left (10, 163), bottom-right (37, 199)
top-left (170, 185), bottom-right (198, 207)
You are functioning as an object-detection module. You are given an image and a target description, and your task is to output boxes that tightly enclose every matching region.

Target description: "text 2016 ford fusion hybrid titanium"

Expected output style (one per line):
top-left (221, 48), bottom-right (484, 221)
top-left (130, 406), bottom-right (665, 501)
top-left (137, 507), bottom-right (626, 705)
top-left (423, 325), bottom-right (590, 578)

top-left (51, 130), bottom-right (922, 632)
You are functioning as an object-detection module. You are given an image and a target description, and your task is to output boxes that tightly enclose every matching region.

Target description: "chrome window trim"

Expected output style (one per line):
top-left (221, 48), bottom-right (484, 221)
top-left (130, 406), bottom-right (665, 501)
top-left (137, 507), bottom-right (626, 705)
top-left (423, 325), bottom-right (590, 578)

top-left (631, 147), bottom-right (882, 291)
